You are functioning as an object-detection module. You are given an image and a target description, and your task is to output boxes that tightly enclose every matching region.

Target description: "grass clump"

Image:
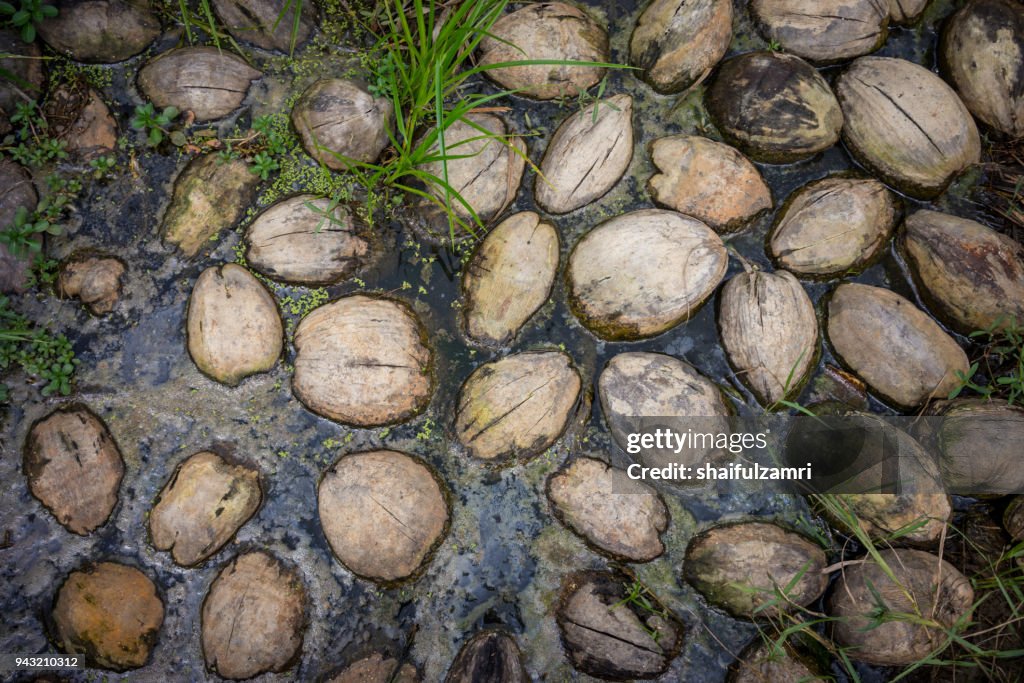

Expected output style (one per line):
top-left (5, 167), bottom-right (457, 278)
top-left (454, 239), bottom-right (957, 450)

top-left (949, 315), bottom-right (1024, 406)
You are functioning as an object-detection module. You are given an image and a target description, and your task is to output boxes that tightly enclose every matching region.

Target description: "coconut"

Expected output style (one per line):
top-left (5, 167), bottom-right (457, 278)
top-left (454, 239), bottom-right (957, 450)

top-left (138, 47), bottom-right (261, 122)
top-left (318, 450), bottom-right (449, 582)
top-left (768, 176), bottom-right (898, 278)
top-left (684, 521), bottom-right (829, 619)
top-left (1005, 497), bottom-right (1024, 541)
top-left (718, 269), bottom-right (819, 407)
top-left (629, 0), bottom-right (733, 94)
top-left (888, 0), bottom-right (930, 24)
top-left (212, 0), bottom-right (317, 52)
top-left (728, 640), bottom-right (823, 683)
top-left (0, 159), bottom-right (39, 294)
top-left (416, 113), bottom-right (525, 239)
top-left (547, 457), bottom-right (669, 562)
top-left (829, 549), bottom-right (974, 665)
top-left (43, 84), bottom-right (118, 160)
top-left (23, 405), bottom-right (124, 535)
top-left (162, 154), bottom-right (261, 257)
top-left (328, 654), bottom-right (419, 683)
top-left (941, 0), bottom-right (1024, 137)
top-left (455, 351), bottom-right (582, 462)
top-left (705, 51), bottom-right (843, 163)
top-left (245, 195), bottom-right (370, 286)
top-left (461, 212), bottom-right (559, 347)
top-left (186, 264), bottom-right (283, 386)
top-left (920, 399), bottom-right (1024, 496)
top-left (535, 94), bottom-right (633, 214)
top-left (567, 209), bottom-right (728, 340)
top-left (291, 79), bottom-right (394, 168)
top-left (202, 551), bottom-right (306, 679)
top-left (901, 209), bottom-right (1024, 334)
top-left (292, 295), bottom-right (433, 426)
top-left (149, 451), bottom-right (262, 566)
top-left (826, 283), bottom-right (969, 408)
top-left (52, 562), bottom-right (164, 671)
top-left (598, 352), bottom-right (732, 472)
top-left (476, 2), bottom-right (608, 100)
top-left (786, 409), bottom-right (951, 544)
top-left (37, 0), bottom-right (160, 63)
top-left (835, 56), bottom-right (981, 198)
top-left (751, 0), bottom-right (889, 64)
top-left (557, 571), bottom-right (683, 679)
top-left (647, 135), bottom-right (771, 233)
top-left (58, 254), bottom-right (125, 315)
top-left (445, 631), bottom-right (527, 683)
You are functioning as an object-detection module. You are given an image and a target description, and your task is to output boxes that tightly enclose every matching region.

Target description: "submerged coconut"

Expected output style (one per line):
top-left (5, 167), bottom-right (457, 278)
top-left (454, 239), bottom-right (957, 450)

top-left (768, 176), bottom-right (898, 278)
top-left (476, 2), bottom-right (608, 99)
top-left (836, 56), bottom-right (981, 198)
top-left (901, 209), bottom-right (1024, 334)
top-left (829, 549), bottom-right (974, 666)
top-left (629, 0), bottom-right (733, 94)
top-left (291, 79), bottom-right (394, 168)
top-left (941, 0), bottom-right (1024, 138)
top-left (706, 51), bottom-right (843, 163)
top-left (445, 630), bottom-right (526, 683)
top-left (567, 209), bottom-right (728, 340)
top-left (826, 283), bottom-right (969, 408)
top-left (751, 0), bottom-right (889, 64)
top-left (535, 94), bottom-right (633, 214)
top-left (684, 521), bottom-right (829, 619)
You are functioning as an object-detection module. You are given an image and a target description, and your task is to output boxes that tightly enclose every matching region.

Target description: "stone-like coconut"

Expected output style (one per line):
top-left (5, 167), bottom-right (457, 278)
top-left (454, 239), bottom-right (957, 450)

top-left (476, 2), bottom-right (608, 99)
top-left (212, 0), bottom-right (317, 52)
top-left (835, 56), bottom-right (981, 198)
top-left (567, 209), bottom-right (727, 340)
top-left (291, 79), bottom-right (393, 168)
top-left (38, 0), bottom-right (160, 63)
top-left (888, 0), bottom-right (930, 24)
top-left (706, 51), bottom-right (843, 163)
top-left (445, 631), bottom-right (527, 683)
top-left (941, 0), bottom-right (1024, 137)
top-left (58, 254), bottom-right (124, 315)
top-left (751, 0), bottom-right (889, 64)
top-left (629, 0), bottom-right (733, 94)
top-left (138, 47), bottom-right (261, 122)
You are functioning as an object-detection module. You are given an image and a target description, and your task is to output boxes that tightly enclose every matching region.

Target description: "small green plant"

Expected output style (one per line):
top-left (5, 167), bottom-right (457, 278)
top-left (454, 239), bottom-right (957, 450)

top-left (88, 154), bottom-right (117, 179)
top-left (767, 38), bottom-right (783, 52)
top-left (612, 580), bottom-right (669, 643)
top-left (948, 315), bottom-right (1024, 406)
top-left (249, 151), bottom-right (279, 179)
top-left (0, 295), bottom-right (78, 400)
top-left (0, 205), bottom-right (59, 258)
top-left (0, 0), bottom-right (58, 43)
top-left (131, 103), bottom-right (179, 146)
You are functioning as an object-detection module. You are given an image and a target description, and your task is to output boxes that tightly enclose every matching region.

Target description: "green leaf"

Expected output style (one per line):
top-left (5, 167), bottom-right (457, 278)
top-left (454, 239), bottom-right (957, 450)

top-left (21, 22), bottom-right (35, 43)
top-left (0, 2), bottom-right (15, 14)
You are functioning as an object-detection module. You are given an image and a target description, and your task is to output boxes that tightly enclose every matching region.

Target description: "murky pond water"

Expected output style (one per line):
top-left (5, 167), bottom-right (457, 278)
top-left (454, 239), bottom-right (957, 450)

top-left (0, 0), bottom-right (1007, 681)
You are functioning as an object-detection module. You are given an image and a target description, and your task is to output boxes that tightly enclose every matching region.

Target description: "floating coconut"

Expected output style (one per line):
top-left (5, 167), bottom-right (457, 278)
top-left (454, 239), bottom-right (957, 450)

top-left (557, 571), bottom-right (683, 679)
top-left (567, 209), bottom-right (727, 340)
top-left (58, 254), bottom-right (124, 315)
top-left (826, 283), bottom-right (969, 408)
top-left (162, 154), bottom-right (260, 257)
top-left (941, 0), bottom-right (1024, 137)
top-left (535, 94), bottom-right (633, 214)
top-left (186, 264), bottom-right (283, 386)
top-left (445, 630), bottom-right (526, 683)
top-left (292, 295), bottom-right (433, 426)
top-left (901, 209), bottom-right (1024, 334)
top-left (683, 521), bottom-right (829, 619)
top-left (149, 450), bottom-right (262, 566)
top-left (416, 113), bottom-right (525, 239)
top-left (212, 0), bottom-right (317, 52)
top-left (52, 562), bottom-right (164, 671)
top-left (245, 194), bottom-right (370, 286)
top-left (629, 0), bottom-right (733, 94)
top-left (829, 549), bottom-right (973, 665)
top-left (919, 399), bottom-right (1024, 496)
top-left (202, 551), bottom-right (306, 679)
top-left (291, 79), bottom-right (393, 168)
top-left (328, 653), bottom-right (419, 683)
top-left (768, 176), bottom-right (898, 278)
top-left (705, 51), bottom-right (843, 163)
top-left (138, 47), bottom-right (261, 122)
top-left (647, 135), bottom-right (771, 233)
top-left (455, 351), bottom-right (582, 462)
top-left (718, 268), bottom-right (819, 407)
top-left (598, 352), bottom-right (732, 472)
top-left (318, 450), bottom-right (449, 582)
top-left (476, 2), bottom-right (608, 100)
top-left (461, 211), bottom-right (558, 347)
top-left (38, 0), bottom-right (160, 63)
top-left (547, 457), bottom-right (669, 562)
top-left (23, 405), bottom-right (124, 535)
top-left (835, 56), bottom-right (981, 198)
top-left (751, 0), bottom-right (889, 64)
